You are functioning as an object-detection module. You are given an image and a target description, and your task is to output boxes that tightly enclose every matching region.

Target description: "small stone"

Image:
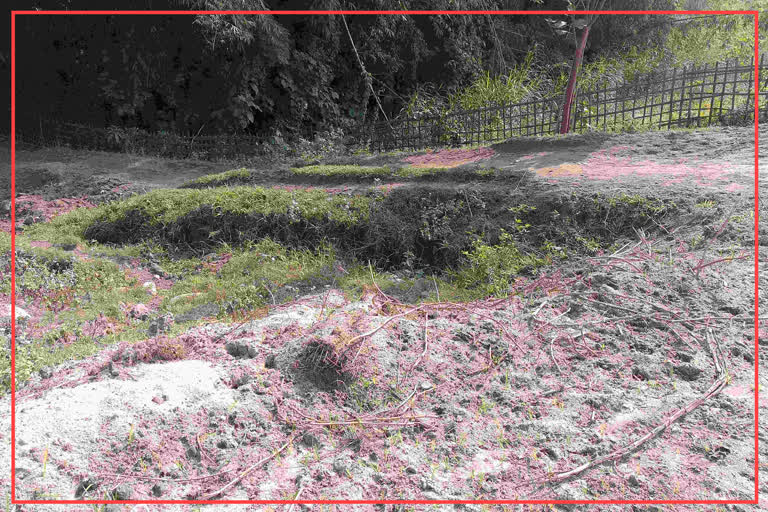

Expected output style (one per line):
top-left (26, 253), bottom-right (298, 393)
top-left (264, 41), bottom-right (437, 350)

top-left (142, 281), bottom-right (157, 295)
top-left (632, 366), bottom-right (650, 381)
top-left (332, 459), bottom-right (347, 475)
top-left (74, 477), bottom-right (100, 498)
top-left (216, 435), bottom-right (238, 449)
top-left (420, 476), bottom-right (435, 491)
top-left (226, 339), bottom-right (258, 359)
top-left (111, 483), bottom-right (133, 500)
top-left (121, 349), bottom-right (138, 366)
top-left (674, 364), bottom-right (702, 381)
top-left (149, 262), bottom-right (165, 275)
top-left (169, 293), bottom-right (201, 305)
top-left (405, 466), bottom-right (417, 474)
top-left (419, 381), bottom-right (433, 391)
top-left (147, 314), bottom-right (173, 337)
top-left (300, 433), bottom-right (322, 448)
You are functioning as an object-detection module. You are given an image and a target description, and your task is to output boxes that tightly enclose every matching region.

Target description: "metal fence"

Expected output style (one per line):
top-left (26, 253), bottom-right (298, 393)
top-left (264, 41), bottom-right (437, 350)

top-left (368, 54), bottom-right (768, 152)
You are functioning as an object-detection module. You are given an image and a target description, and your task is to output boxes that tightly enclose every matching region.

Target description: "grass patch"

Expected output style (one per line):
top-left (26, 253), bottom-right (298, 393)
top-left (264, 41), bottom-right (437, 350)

top-left (3, 320), bottom-right (192, 396)
top-left (162, 238), bottom-right (336, 317)
top-left (185, 168), bottom-right (251, 186)
top-left (24, 186), bottom-right (376, 243)
top-left (291, 165), bottom-right (391, 177)
top-left (395, 167), bottom-right (454, 178)
top-left (450, 230), bottom-right (549, 297)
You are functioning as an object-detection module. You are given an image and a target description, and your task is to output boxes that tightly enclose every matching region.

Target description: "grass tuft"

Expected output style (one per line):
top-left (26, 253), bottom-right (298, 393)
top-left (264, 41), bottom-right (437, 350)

top-left (185, 168), bottom-right (251, 186)
top-left (291, 165), bottom-right (391, 177)
top-left (395, 167), bottom-right (454, 178)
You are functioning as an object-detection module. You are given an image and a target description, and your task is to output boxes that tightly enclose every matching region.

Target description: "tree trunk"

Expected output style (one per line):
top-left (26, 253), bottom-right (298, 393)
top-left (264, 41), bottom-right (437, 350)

top-left (559, 25), bottom-right (591, 135)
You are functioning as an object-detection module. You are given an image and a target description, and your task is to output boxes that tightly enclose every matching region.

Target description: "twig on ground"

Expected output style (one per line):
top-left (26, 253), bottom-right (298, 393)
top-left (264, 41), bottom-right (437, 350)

top-left (533, 307), bottom-right (570, 331)
top-left (549, 335), bottom-right (562, 374)
top-left (409, 311), bottom-right (429, 371)
top-left (540, 327), bottom-right (728, 486)
top-left (693, 254), bottom-right (748, 276)
top-left (286, 484), bottom-right (304, 511)
top-left (265, 282), bottom-right (276, 305)
top-left (347, 305), bottom-right (424, 366)
top-left (201, 437), bottom-right (294, 500)
top-left (317, 276), bottom-right (337, 322)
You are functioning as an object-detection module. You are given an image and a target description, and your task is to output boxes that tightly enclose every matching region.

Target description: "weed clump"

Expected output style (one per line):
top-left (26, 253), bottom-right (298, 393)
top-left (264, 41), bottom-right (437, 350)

top-left (291, 165), bottom-right (391, 177)
top-left (183, 168), bottom-right (251, 188)
top-left (395, 167), bottom-right (454, 178)
top-left (452, 230), bottom-right (548, 296)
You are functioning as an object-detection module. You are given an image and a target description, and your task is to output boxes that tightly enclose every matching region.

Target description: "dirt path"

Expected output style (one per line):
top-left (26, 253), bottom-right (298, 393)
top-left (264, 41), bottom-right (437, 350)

top-left (2, 125), bottom-right (763, 200)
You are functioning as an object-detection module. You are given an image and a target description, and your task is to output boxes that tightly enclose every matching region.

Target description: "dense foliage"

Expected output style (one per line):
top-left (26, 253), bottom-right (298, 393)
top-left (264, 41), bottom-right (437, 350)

top-left (7, 0), bottom-right (765, 141)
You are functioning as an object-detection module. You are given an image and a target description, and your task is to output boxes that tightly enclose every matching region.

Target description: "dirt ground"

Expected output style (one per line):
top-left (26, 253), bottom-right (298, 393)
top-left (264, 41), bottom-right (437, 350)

top-left (0, 125), bottom-right (766, 510)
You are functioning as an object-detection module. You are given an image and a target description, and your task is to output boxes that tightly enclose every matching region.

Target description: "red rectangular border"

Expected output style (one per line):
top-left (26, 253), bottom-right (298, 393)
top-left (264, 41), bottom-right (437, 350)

top-left (9, 9), bottom-right (760, 506)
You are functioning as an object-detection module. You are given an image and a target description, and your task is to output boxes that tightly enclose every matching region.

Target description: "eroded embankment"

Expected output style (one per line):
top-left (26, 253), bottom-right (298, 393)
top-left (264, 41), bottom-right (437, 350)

top-left (79, 184), bottom-right (689, 274)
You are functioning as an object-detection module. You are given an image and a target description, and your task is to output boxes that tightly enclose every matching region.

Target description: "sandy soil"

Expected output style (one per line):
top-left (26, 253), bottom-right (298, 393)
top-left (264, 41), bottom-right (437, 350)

top-left (0, 125), bottom-right (766, 511)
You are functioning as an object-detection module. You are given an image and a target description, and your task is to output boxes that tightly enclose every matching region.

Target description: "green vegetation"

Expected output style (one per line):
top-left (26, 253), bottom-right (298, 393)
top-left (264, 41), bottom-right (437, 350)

top-left (451, 230), bottom-right (548, 297)
top-left (453, 51), bottom-right (539, 110)
top-left (395, 167), bottom-right (454, 178)
top-left (668, 0), bottom-right (766, 66)
top-left (291, 165), bottom-right (391, 177)
top-left (1, 180), bottom-right (691, 397)
top-left (186, 168), bottom-right (251, 186)
top-left (601, 192), bottom-right (673, 215)
top-left (23, 186), bottom-right (376, 242)
top-left (162, 238), bottom-right (336, 317)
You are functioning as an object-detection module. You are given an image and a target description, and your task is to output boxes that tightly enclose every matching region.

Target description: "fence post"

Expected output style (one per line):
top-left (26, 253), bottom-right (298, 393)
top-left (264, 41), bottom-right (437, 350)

top-left (718, 59), bottom-right (729, 123)
top-left (731, 61), bottom-right (739, 114)
top-left (603, 79), bottom-right (608, 129)
top-left (678, 65), bottom-right (687, 127)
top-left (668, 66), bottom-right (677, 130)
top-left (690, 63), bottom-right (701, 126)
top-left (503, 104), bottom-right (508, 140)
top-left (708, 61), bottom-right (719, 126)
top-left (740, 58), bottom-right (750, 124)
top-left (761, 53), bottom-right (767, 122)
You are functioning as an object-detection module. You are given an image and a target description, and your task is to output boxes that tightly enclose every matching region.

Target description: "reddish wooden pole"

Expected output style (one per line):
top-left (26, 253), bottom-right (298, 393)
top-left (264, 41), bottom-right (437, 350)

top-left (559, 24), bottom-right (590, 134)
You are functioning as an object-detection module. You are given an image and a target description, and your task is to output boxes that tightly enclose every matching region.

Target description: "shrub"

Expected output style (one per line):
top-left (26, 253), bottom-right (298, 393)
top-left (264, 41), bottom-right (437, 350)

top-left (452, 230), bottom-right (547, 296)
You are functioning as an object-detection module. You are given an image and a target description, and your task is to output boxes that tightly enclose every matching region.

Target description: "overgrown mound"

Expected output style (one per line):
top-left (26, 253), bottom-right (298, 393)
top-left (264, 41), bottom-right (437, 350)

top-left (80, 184), bottom-right (682, 275)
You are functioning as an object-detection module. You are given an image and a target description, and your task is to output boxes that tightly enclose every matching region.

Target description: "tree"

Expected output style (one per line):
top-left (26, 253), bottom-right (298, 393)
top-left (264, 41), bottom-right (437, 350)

top-left (557, 0), bottom-right (608, 134)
